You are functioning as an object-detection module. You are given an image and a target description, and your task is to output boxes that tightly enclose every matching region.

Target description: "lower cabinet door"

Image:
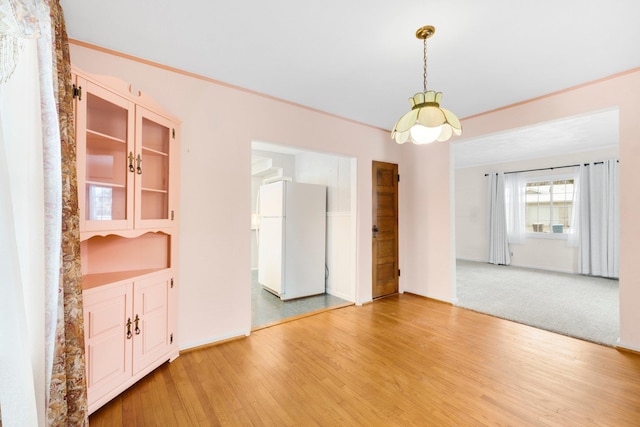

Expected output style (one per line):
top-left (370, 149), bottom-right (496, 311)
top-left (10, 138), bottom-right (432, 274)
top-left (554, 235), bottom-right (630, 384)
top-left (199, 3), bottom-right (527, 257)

top-left (83, 281), bottom-right (133, 405)
top-left (132, 272), bottom-right (172, 374)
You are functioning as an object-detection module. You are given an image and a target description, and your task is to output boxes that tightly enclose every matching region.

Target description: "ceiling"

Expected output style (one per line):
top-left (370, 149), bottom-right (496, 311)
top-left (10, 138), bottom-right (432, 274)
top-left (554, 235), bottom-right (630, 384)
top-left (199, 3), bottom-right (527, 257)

top-left (61, 0), bottom-right (638, 162)
top-left (453, 108), bottom-right (619, 168)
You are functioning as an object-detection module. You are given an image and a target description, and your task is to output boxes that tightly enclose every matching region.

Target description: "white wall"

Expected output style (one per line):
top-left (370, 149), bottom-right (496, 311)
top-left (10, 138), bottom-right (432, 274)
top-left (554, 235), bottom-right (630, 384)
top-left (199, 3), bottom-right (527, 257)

top-left (295, 152), bottom-right (352, 212)
top-left (455, 147), bottom-right (618, 273)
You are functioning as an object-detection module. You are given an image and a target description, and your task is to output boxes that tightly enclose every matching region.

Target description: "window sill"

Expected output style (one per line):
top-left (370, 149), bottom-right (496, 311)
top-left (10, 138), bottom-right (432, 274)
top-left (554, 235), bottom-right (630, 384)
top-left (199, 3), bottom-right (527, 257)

top-left (526, 232), bottom-right (568, 240)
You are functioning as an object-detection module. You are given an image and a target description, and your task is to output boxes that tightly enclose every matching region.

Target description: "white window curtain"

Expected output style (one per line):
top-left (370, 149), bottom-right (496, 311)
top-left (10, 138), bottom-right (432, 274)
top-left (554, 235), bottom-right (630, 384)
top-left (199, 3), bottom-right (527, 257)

top-left (0, 39), bottom-right (43, 427)
top-left (567, 166), bottom-right (582, 247)
top-left (504, 172), bottom-right (526, 244)
top-left (576, 160), bottom-right (620, 278)
top-left (0, 1), bottom-right (58, 425)
top-left (488, 172), bottom-right (511, 265)
top-left (0, 0), bottom-right (41, 83)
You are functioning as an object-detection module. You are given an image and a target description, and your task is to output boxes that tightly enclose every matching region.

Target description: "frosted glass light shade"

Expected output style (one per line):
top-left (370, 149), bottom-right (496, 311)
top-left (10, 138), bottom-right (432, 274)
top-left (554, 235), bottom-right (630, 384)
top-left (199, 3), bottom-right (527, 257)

top-left (409, 124), bottom-right (443, 145)
top-left (391, 91), bottom-right (462, 144)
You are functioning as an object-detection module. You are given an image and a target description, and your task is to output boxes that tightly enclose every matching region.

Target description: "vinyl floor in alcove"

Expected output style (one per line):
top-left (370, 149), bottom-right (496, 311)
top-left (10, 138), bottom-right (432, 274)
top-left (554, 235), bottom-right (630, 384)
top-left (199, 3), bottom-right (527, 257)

top-left (251, 270), bottom-right (351, 329)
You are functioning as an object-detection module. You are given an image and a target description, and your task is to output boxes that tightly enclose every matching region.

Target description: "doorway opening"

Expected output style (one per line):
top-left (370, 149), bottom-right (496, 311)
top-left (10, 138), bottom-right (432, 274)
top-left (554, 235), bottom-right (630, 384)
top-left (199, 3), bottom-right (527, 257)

top-left (250, 141), bottom-right (357, 329)
top-left (451, 109), bottom-right (620, 346)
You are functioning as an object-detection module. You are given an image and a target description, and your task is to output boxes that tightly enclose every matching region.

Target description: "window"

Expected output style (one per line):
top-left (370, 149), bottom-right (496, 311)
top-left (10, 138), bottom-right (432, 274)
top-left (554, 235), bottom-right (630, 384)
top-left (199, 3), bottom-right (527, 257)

top-left (89, 185), bottom-right (113, 220)
top-left (525, 178), bottom-right (574, 234)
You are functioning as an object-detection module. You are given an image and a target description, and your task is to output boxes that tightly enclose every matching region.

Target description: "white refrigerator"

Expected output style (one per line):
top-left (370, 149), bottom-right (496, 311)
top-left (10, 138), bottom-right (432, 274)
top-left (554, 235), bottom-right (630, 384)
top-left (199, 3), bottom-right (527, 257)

top-left (258, 180), bottom-right (326, 300)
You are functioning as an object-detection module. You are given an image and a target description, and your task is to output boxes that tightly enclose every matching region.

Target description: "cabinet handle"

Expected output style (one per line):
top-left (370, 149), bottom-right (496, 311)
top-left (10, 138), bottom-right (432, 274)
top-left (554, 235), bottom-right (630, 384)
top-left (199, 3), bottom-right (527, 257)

top-left (126, 318), bottom-right (132, 339)
top-left (128, 152), bottom-right (135, 173)
top-left (136, 154), bottom-right (142, 174)
top-left (134, 314), bottom-right (141, 335)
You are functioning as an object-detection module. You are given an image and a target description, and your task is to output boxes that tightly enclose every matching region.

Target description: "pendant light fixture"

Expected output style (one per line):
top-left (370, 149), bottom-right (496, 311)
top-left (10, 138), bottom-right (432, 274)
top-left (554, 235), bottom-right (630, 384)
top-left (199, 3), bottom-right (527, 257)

top-left (391, 25), bottom-right (462, 145)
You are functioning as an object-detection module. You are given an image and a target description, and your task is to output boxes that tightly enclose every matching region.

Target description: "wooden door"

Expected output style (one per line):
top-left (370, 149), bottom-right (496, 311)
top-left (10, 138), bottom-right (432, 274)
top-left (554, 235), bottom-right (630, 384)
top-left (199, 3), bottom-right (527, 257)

top-left (372, 161), bottom-right (399, 298)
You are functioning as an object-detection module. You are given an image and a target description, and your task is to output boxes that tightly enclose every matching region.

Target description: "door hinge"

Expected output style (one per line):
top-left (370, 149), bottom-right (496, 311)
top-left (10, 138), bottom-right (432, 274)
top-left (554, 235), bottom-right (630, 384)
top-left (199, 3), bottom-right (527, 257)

top-left (172, 128), bottom-right (175, 139)
top-left (170, 333), bottom-right (173, 344)
top-left (398, 269), bottom-right (401, 277)
top-left (170, 278), bottom-right (174, 288)
top-left (72, 84), bottom-right (82, 100)
top-left (171, 210), bottom-right (174, 220)
top-left (397, 174), bottom-right (400, 182)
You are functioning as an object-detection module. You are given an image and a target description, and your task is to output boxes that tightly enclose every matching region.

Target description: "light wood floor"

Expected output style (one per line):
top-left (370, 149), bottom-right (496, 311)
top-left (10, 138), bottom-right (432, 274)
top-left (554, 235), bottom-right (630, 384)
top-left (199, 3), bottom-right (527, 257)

top-left (89, 294), bottom-right (640, 426)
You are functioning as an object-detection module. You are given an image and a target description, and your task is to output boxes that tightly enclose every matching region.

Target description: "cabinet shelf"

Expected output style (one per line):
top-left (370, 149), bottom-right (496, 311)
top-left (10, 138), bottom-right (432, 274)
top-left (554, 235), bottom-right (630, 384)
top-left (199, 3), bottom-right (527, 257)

top-left (82, 268), bottom-right (168, 290)
top-left (142, 146), bottom-right (168, 156)
top-left (86, 180), bottom-right (126, 189)
top-left (141, 187), bottom-right (168, 194)
top-left (87, 129), bottom-right (126, 145)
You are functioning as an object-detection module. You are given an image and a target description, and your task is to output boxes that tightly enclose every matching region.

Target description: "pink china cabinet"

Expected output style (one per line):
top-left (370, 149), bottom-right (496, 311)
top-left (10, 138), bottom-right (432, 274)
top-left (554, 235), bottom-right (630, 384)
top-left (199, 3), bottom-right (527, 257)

top-left (72, 67), bottom-right (180, 414)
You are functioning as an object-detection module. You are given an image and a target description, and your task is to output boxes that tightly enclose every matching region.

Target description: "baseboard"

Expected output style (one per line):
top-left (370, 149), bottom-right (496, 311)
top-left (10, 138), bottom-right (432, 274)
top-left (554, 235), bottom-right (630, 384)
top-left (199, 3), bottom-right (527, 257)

top-left (457, 258), bottom-right (580, 275)
top-left (180, 331), bottom-right (249, 352)
top-left (456, 257), bottom-right (487, 263)
top-left (491, 262), bottom-right (618, 278)
top-left (510, 263), bottom-right (577, 274)
top-left (616, 342), bottom-right (640, 355)
top-left (326, 287), bottom-right (352, 301)
top-left (402, 291), bottom-right (452, 305)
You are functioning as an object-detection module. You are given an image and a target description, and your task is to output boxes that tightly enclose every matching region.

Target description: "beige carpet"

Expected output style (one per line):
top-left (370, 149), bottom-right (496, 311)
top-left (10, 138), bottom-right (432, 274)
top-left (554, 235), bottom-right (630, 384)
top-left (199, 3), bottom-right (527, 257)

top-left (455, 260), bottom-right (619, 346)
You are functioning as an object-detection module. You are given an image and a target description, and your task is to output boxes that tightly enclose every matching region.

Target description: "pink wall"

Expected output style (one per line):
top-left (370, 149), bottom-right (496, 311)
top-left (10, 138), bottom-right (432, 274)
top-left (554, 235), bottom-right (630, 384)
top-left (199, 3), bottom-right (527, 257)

top-left (70, 43), bottom-right (443, 349)
top-left (400, 142), bottom-right (453, 301)
top-left (459, 69), bottom-right (640, 350)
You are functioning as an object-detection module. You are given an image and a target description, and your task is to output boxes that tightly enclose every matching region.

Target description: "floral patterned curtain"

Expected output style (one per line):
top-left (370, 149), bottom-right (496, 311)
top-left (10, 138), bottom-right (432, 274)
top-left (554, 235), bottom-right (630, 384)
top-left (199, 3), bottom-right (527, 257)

top-left (47, 0), bottom-right (89, 425)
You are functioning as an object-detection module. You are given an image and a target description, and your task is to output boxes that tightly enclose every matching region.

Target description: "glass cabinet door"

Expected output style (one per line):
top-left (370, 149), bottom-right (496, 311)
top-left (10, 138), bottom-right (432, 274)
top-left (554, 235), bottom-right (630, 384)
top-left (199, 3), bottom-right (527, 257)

top-left (76, 78), bottom-right (135, 232)
top-left (134, 106), bottom-right (176, 229)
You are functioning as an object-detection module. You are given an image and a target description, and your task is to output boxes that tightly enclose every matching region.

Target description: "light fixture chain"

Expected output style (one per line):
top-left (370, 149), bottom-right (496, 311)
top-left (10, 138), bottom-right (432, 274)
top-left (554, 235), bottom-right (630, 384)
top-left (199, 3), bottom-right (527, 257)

top-left (423, 36), bottom-right (428, 92)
